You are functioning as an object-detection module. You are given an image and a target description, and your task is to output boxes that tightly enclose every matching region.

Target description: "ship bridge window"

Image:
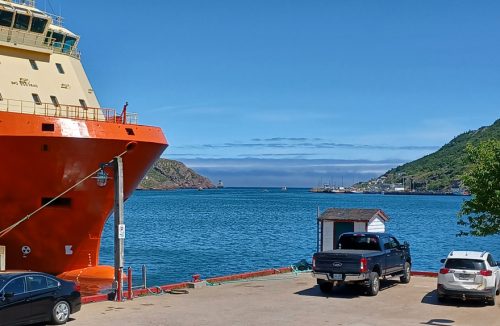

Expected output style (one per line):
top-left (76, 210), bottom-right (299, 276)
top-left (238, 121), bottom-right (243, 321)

top-left (32, 93), bottom-right (41, 105)
top-left (55, 63), bottom-right (64, 74)
top-left (13, 13), bottom-right (30, 31)
top-left (44, 30), bottom-right (52, 44)
top-left (63, 36), bottom-right (76, 53)
top-left (0, 10), bottom-right (14, 27)
top-left (51, 32), bottom-right (64, 48)
top-left (30, 16), bottom-right (47, 34)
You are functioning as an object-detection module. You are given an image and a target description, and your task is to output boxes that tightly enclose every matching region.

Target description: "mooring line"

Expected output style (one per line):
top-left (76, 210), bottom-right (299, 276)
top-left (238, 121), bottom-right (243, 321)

top-left (0, 149), bottom-right (129, 239)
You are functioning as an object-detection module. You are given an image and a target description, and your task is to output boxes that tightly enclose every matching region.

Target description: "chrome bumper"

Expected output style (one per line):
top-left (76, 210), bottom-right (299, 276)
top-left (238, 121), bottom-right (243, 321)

top-left (312, 272), bottom-right (369, 282)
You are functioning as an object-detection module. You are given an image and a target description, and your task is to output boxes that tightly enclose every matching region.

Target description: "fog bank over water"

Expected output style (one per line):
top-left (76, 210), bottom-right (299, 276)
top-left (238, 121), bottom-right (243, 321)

top-left (178, 158), bottom-right (406, 187)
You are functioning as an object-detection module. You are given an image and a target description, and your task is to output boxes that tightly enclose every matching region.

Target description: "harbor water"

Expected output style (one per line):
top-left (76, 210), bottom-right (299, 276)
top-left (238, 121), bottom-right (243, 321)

top-left (98, 188), bottom-right (500, 287)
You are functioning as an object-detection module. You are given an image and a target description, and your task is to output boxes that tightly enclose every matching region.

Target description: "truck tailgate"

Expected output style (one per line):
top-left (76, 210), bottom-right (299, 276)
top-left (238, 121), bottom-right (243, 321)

top-left (315, 250), bottom-right (378, 274)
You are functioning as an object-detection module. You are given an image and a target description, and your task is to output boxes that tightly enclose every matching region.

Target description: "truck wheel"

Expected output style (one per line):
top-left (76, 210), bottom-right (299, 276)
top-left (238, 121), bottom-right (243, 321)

top-left (319, 281), bottom-right (333, 293)
top-left (400, 262), bottom-right (411, 284)
top-left (367, 272), bottom-right (380, 296)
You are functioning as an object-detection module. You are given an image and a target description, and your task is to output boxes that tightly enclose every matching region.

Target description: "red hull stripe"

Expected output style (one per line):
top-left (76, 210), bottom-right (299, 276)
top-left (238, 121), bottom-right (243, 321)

top-left (206, 267), bottom-right (292, 284)
top-left (411, 271), bottom-right (438, 277)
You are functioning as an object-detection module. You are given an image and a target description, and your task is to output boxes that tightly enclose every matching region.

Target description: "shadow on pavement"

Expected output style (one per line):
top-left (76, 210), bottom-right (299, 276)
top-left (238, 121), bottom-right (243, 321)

top-left (295, 279), bottom-right (399, 299)
top-left (421, 289), bottom-right (491, 308)
top-left (419, 319), bottom-right (455, 326)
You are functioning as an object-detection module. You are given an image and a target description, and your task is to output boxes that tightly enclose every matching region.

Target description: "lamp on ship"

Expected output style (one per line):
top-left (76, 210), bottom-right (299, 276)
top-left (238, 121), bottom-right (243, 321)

top-left (95, 162), bottom-right (113, 187)
top-left (96, 169), bottom-right (109, 187)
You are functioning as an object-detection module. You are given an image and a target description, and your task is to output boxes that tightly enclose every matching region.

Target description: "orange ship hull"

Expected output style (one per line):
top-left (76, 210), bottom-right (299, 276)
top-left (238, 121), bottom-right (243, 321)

top-left (0, 111), bottom-right (167, 277)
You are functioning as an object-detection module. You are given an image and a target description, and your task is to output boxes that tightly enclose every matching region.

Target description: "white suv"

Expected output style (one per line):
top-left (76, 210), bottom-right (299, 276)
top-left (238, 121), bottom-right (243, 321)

top-left (437, 251), bottom-right (499, 305)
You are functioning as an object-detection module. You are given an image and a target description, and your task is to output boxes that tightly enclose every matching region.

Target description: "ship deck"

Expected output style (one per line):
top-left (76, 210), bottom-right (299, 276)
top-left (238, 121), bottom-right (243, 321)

top-left (71, 273), bottom-right (497, 325)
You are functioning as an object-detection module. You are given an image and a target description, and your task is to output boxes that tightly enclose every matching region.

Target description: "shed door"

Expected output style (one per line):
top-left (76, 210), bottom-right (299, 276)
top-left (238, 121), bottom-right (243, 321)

top-left (334, 222), bottom-right (354, 248)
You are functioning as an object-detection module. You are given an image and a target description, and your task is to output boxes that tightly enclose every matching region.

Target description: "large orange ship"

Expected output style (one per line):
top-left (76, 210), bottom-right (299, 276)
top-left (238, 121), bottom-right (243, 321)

top-left (0, 0), bottom-right (167, 282)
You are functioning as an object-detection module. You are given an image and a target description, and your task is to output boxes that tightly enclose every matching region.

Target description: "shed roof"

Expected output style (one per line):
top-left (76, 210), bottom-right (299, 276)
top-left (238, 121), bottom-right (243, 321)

top-left (318, 208), bottom-right (389, 222)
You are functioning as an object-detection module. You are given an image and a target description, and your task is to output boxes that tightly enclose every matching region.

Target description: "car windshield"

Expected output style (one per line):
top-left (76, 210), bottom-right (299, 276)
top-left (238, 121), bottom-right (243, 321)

top-left (338, 235), bottom-right (380, 250)
top-left (445, 258), bottom-right (486, 270)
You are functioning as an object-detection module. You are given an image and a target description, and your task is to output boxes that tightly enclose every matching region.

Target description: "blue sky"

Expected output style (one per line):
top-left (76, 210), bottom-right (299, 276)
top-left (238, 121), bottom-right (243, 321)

top-left (50, 1), bottom-right (499, 187)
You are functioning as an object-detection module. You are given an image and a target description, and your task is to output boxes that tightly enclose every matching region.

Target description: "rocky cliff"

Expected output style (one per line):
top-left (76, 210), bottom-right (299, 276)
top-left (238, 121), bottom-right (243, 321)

top-left (138, 158), bottom-right (214, 190)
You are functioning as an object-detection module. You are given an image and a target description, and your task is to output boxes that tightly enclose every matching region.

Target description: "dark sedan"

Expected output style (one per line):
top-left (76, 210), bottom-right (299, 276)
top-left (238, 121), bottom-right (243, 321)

top-left (0, 271), bottom-right (81, 326)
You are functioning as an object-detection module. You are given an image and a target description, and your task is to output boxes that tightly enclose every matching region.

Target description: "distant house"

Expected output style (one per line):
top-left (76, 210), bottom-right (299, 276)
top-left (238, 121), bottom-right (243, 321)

top-left (317, 208), bottom-right (390, 252)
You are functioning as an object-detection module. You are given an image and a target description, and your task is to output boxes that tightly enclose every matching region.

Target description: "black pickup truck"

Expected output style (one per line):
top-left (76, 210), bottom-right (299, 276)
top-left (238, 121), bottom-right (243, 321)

top-left (312, 232), bottom-right (411, 296)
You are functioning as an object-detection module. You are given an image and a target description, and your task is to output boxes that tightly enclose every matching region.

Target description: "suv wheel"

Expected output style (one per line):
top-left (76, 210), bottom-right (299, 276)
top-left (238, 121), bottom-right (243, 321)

top-left (367, 272), bottom-right (380, 296)
top-left (400, 262), bottom-right (411, 284)
top-left (488, 295), bottom-right (496, 306)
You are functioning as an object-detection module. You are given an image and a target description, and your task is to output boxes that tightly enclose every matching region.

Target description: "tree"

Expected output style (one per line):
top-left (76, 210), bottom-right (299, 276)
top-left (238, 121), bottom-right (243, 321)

top-left (458, 140), bottom-right (500, 236)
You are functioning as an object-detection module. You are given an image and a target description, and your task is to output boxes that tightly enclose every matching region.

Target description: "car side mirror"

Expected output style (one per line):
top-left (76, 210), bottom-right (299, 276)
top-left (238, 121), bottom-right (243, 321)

top-left (440, 259), bottom-right (446, 264)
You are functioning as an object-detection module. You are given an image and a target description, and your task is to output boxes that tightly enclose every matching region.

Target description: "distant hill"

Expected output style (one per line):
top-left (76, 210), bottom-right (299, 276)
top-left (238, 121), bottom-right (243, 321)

top-left (138, 158), bottom-right (214, 190)
top-left (357, 119), bottom-right (500, 191)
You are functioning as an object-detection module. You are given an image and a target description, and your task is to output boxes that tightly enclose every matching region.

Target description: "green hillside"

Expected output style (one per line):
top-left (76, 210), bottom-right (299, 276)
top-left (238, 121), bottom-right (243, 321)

top-left (138, 158), bottom-right (214, 190)
top-left (361, 119), bottom-right (500, 191)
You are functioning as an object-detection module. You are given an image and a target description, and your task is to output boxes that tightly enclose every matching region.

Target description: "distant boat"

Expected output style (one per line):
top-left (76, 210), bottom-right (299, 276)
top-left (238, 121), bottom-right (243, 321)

top-left (216, 180), bottom-right (224, 188)
top-left (281, 186), bottom-right (287, 192)
top-left (198, 187), bottom-right (204, 191)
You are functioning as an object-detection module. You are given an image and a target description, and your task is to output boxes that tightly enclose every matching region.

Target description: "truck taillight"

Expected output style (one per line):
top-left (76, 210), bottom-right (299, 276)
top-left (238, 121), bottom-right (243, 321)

top-left (480, 270), bottom-right (492, 276)
top-left (439, 268), bottom-right (449, 274)
top-left (312, 257), bottom-right (316, 269)
top-left (360, 257), bottom-right (368, 273)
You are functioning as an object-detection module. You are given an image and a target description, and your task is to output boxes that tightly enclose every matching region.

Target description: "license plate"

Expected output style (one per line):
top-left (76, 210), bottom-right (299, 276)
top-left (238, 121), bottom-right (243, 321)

top-left (457, 273), bottom-right (473, 280)
top-left (333, 274), bottom-right (343, 280)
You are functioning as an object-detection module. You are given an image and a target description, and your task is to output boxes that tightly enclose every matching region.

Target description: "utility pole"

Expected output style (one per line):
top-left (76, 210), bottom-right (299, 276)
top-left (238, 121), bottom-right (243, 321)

top-left (114, 156), bottom-right (125, 301)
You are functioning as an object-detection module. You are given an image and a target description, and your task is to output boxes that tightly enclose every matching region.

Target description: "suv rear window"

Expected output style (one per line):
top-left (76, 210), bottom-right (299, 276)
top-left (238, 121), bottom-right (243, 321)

top-left (445, 259), bottom-right (486, 270)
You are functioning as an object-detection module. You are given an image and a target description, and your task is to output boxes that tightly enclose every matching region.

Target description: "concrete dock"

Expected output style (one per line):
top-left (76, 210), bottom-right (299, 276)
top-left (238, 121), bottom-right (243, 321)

top-left (69, 273), bottom-right (498, 326)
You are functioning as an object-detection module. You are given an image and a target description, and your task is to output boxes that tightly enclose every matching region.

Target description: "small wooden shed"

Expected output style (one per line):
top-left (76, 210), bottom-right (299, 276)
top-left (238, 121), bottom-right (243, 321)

top-left (317, 208), bottom-right (389, 252)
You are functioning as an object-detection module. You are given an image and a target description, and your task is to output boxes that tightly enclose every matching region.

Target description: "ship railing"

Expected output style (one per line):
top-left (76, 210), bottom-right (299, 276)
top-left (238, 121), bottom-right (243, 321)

top-left (0, 98), bottom-right (138, 124)
top-left (9, 0), bottom-right (36, 7)
top-left (0, 26), bottom-right (80, 59)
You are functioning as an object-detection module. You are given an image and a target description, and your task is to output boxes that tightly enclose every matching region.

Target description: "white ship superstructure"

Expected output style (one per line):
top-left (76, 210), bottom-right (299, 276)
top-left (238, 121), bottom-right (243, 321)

top-left (0, 0), bottom-right (121, 121)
